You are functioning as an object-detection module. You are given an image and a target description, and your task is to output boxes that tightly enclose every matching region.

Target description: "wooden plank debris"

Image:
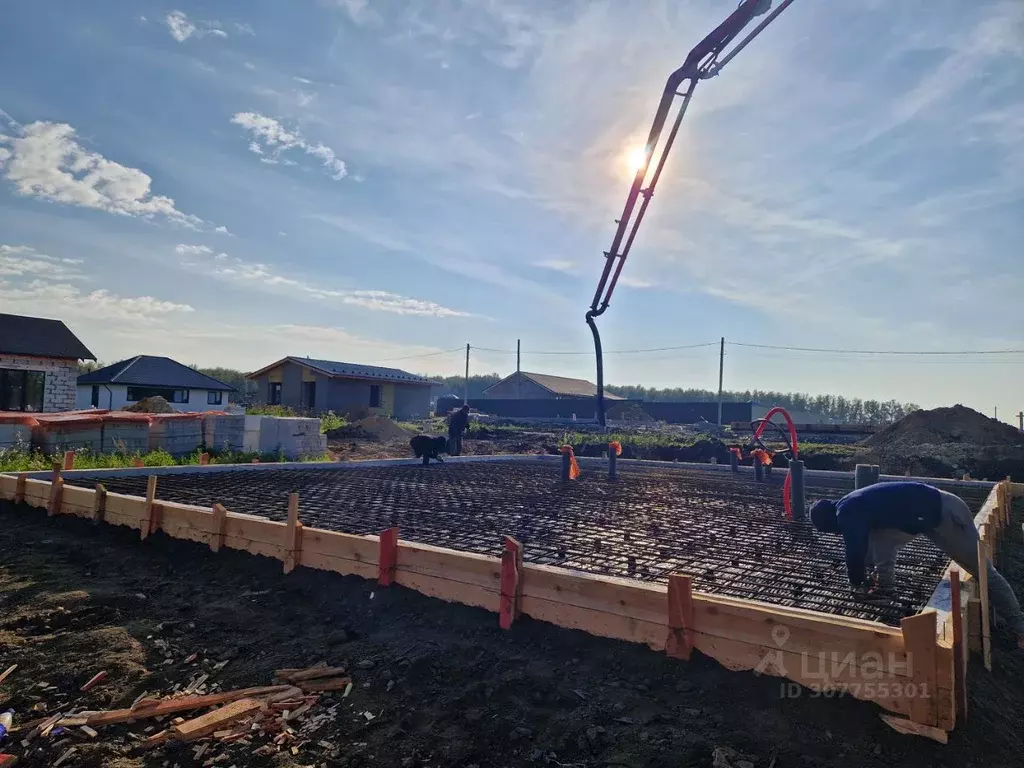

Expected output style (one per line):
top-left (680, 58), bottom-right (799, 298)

top-left (880, 714), bottom-right (949, 744)
top-left (80, 671), bottom-right (108, 693)
top-left (140, 475), bottom-right (157, 540)
top-left (74, 685), bottom-right (293, 727)
top-left (275, 665), bottom-right (346, 684)
top-left (168, 698), bottom-right (261, 742)
top-left (283, 492), bottom-right (303, 574)
top-left (0, 665), bottom-right (16, 686)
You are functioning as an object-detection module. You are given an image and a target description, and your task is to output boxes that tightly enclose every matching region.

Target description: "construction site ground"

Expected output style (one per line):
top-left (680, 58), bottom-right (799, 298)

top-left (2, 497), bottom-right (1022, 768)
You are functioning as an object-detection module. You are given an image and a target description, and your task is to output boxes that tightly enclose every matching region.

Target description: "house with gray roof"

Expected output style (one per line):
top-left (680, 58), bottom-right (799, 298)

top-left (246, 356), bottom-right (435, 420)
top-left (482, 371), bottom-right (625, 400)
top-left (1, 312), bottom-right (95, 413)
top-left (76, 355), bottom-right (235, 412)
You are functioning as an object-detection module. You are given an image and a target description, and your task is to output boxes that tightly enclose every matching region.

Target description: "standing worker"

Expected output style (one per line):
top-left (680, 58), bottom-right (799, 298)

top-left (810, 481), bottom-right (1024, 649)
top-left (448, 404), bottom-right (471, 457)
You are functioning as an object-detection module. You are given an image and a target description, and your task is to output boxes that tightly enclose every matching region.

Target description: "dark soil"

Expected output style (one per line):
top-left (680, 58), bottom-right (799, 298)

top-left (2, 499), bottom-right (1024, 767)
top-left (866, 406), bottom-right (1024, 450)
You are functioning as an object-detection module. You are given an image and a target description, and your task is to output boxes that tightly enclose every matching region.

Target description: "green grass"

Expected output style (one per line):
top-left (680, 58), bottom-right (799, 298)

top-left (0, 447), bottom-right (333, 473)
top-left (244, 405), bottom-right (345, 434)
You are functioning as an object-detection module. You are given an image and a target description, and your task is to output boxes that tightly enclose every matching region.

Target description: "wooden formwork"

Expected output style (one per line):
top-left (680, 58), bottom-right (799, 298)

top-left (2, 469), bottom-right (1019, 739)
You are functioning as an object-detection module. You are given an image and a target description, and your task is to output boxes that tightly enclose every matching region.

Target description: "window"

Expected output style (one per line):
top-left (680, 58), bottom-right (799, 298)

top-left (269, 382), bottom-right (282, 405)
top-left (369, 384), bottom-right (381, 408)
top-left (91, 385), bottom-right (100, 408)
top-left (0, 368), bottom-right (45, 412)
top-left (207, 391), bottom-right (223, 405)
top-left (126, 387), bottom-right (189, 403)
top-left (301, 381), bottom-right (316, 408)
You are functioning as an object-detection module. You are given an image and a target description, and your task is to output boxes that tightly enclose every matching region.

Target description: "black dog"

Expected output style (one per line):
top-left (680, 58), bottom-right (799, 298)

top-left (410, 434), bottom-right (449, 466)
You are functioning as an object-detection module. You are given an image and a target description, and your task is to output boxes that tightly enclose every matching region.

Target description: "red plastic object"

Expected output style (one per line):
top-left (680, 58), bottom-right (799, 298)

top-left (378, 527), bottom-right (399, 586)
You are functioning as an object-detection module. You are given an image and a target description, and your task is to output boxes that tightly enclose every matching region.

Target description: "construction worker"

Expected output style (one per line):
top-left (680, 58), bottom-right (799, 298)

top-left (447, 404), bottom-right (470, 457)
top-left (810, 481), bottom-right (1024, 649)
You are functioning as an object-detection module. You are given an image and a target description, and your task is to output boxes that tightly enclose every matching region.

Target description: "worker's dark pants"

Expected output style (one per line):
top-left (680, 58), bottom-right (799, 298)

top-left (869, 490), bottom-right (1024, 635)
top-left (448, 432), bottom-right (463, 456)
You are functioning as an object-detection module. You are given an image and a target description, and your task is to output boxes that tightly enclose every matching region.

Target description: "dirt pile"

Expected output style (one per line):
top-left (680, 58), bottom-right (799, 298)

top-left (122, 396), bottom-right (175, 413)
top-left (326, 415), bottom-right (413, 443)
top-left (866, 405), bottom-right (1023, 450)
top-left (606, 402), bottom-right (653, 421)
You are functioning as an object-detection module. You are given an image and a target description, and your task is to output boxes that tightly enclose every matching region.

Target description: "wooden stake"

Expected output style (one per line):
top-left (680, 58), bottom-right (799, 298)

top-left (210, 503), bottom-right (227, 552)
top-left (900, 610), bottom-right (938, 727)
top-left (977, 538), bottom-right (992, 671)
top-left (666, 574), bottom-right (695, 660)
top-left (14, 473), bottom-right (26, 504)
top-left (499, 536), bottom-right (523, 630)
top-left (140, 475), bottom-right (157, 540)
top-left (47, 462), bottom-right (63, 517)
top-left (93, 483), bottom-right (107, 524)
top-left (63, 450), bottom-right (75, 471)
top-left (200, 452), bottom-right (209, 466)
top-left (378, 527), bottom-right (399, 587)
top-left (283, 492), bottom-right (303, 574)
top-left (949, 570), bottom-right (967, 723)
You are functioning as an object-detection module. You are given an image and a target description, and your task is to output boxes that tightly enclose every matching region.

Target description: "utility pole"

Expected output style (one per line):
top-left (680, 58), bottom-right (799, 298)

top-left (717, 337), bottom-right (725, 426)
top-left (464, 343), bottom-right (470, 405)
top-left (516, 339), bottom-right (521, 400)
top-left (994, 405), bottom-right (998, 421)
top-left (1018, 411), bottom-right (1023, 432)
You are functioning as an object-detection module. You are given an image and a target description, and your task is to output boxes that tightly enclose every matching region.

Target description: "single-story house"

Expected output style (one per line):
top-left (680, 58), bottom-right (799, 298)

top-left (1, 312), bottom-right (96, 412)
top-left (481, 371), bottom-right (625, 400)
top-left (76, 355), bottom-right (236, 412)
top-left (247, 357), bottom-right (434, 420)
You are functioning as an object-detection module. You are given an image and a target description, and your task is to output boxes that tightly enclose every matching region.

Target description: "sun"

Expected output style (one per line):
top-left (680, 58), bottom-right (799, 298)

top-left (625, 145), bottom-right (649, 174)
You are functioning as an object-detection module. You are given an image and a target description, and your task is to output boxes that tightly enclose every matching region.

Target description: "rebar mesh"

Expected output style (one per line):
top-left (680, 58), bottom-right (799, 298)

top-left (69, 462), bottom-right (990, 626)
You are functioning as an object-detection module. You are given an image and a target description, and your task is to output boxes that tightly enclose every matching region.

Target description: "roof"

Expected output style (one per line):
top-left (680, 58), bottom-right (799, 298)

top-left (247, 356), bottom-right (435, 386)
top-left (0, 312), bottom-right (95, 360)
top-left (77, 356), bottom-right (236, 391)
top-left (484, 371), bottom-right (625, 399)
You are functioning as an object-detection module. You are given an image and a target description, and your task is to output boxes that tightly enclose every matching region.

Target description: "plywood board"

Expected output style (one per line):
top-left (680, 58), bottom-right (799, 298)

top-left (399, 541), bottom-right (502, 591)
top-left (302, 527), bottom-right (379, 565)
top-left (394, 569), bottom-right (497, 611)
top-left (299, 549), bottom-right (379, 580)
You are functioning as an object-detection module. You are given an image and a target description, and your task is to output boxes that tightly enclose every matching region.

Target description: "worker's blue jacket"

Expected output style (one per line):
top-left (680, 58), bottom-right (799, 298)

top-left (835, 482), bottom-right (943, 585)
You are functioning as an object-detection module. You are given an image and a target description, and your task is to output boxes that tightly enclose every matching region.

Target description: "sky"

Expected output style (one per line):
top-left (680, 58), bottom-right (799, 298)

top-left (1, 1), bottom-right (1022, 421)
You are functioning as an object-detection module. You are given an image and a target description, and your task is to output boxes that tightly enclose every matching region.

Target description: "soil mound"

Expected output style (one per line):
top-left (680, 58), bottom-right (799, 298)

top-left (122, 396), bottom-right (175, 414)
top-left (328, 415), bottom-right (414, 442)
top-left (866, 404), bottom-right (1023, 450)
top-left (606, 402), bottom-right (653, 421)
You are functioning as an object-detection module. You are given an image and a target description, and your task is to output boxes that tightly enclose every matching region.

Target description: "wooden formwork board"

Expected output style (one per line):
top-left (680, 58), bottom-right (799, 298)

top-left (1, 471), bottom-right (956, 732)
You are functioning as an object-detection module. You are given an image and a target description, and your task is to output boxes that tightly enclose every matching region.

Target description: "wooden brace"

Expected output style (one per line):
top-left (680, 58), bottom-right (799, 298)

top-left (499, 536), bottom-right (524, 630)
top-left (15, 473), bottom-right (27, 504)
top-left (93, 483), bottom-right (107, 524)
top-left (666, 574), bottom-right (695, 660)
top-left (47, 463), bottom-right (63, 516)
top-left (210, 503), bottom-right (228, 552)
top-left (900, 609), bottom-right (938, 727)
top-left (378, 527), bottom-right (399, 586)
top-left (283, 493), bottom-right (303, 574)
top-left (140, 475), bottom-right (158, 540)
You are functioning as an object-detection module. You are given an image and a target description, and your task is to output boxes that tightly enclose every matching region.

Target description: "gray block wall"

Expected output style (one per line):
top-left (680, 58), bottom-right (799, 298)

top-left (0, 354), bottom-right (78, 412)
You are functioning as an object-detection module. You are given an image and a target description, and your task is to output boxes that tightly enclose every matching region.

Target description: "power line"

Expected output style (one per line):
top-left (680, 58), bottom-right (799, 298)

top-left (727, 342), bottom-right (1024, 356)
top-left (370, 347), bottom-right (464, 363)
top-left (472, 342), bottom-right (719, 356)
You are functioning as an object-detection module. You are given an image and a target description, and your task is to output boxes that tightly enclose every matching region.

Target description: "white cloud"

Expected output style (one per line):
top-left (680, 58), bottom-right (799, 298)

top-left (214, 225), bottom-right (230, 235)
top-left (234, 22), bottom-right (256, 36)
top-left (0, 244), bottom-right (85, 281)
top-left (243, 61), bottom-right (256, 71)
top-left (0, 120), bottom-right (204, 227)
top-left (293, 76), bottom-right (314, 85)
top-left (178, 247), bottom-right (470, 317)
top-left (534, 259), bottom-right (576, 273)
top-left (231, 112), bottom-right (347, 180)
top-left (295, 90), bottom-right (317, 108)
top-left (175, 244), bottom-right (213, 256)
top-left (165, 11), bottom-right (227, 43)
top-left (0, 279), bottom-right (194, 323)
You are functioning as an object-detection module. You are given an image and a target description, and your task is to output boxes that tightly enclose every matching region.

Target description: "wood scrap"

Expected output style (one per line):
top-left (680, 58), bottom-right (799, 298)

top-left (80, 671), bottom-right (108, 693)
top-left (283, 701), bottom-right (314, 722)
top-left (140, 729), bottom-right (169, 749)
top-left (879, 714), bottom-right (949, 744)
top-left (265, 686), bottom-right (304, 704)
top-left (79, 725), bottom-right (98, 738)
top-left (77, 684), bottom-right (292, 727)
top-left (300, 677), bottom-right (352, 693)
top-left (277, 666), bottom-right (346, 684)
top-left (22, 714), bottom-right (62, 744)
top-left (0, 665), bottom-right (16, 686)
top-left (52, 746), bottom-right (77, 767)
top-left (169, 698), bottom-right (262, 742)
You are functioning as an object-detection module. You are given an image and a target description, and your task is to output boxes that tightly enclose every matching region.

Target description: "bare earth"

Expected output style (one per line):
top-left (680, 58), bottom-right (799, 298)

top-left (1, 496), bottom-right (1023, 767)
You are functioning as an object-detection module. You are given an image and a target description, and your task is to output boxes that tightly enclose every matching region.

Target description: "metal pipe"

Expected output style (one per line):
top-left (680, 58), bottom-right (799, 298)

top-left (561, 451), bottom-right (572, 482)
top-left (789, 459), bottom-right (806, 521)
top-left (754, 456), bottom-right (764, 482)
top-left (609, 450), bottom-right (618, 483)
top-left (704, 0), bottom-right (799, 77)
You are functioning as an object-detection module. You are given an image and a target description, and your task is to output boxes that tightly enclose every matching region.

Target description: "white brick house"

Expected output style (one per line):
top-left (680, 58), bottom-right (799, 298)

top-left (0, 313), bottom-right (95, 412)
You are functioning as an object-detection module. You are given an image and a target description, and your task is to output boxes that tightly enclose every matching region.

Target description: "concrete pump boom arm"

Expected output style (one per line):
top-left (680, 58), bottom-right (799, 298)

top-left (586, 0), bottom-right (797, 427)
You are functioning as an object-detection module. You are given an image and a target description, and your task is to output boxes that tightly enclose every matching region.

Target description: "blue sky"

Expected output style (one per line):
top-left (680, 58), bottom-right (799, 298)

top-left (1, 1), bottom-right (1022, 420)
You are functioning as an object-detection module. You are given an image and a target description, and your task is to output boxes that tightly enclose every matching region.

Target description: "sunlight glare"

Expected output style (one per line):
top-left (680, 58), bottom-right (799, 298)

top-left (626, 145), bottom-right (649, 174)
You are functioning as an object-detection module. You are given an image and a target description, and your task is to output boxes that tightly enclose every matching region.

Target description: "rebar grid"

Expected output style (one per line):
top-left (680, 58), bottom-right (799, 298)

top-left (70, 462), bottom-right (990, 626)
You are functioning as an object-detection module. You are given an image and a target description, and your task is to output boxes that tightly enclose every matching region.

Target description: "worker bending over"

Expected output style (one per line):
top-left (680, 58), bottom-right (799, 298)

top-left (447, 404), bottom-right (470, 457)
top-left (810, 481), bottom-right (1024, 648)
